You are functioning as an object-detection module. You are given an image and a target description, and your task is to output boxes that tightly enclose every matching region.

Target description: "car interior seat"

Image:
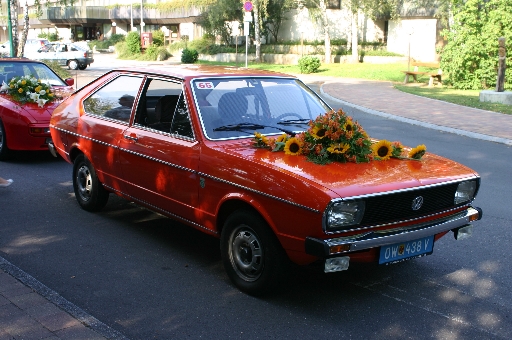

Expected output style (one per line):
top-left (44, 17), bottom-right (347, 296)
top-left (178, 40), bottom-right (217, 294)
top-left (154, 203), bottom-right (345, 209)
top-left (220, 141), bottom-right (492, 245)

top-left (218, 92), bottom-right (248, 125)
top-left (148, 95), bottom-right (179, 131)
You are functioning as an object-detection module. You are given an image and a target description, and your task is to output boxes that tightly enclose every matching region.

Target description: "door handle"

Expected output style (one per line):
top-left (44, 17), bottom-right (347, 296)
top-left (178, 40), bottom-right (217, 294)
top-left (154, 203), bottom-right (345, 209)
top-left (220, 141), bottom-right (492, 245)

top-left (123, 134), bottom-right (138, 142)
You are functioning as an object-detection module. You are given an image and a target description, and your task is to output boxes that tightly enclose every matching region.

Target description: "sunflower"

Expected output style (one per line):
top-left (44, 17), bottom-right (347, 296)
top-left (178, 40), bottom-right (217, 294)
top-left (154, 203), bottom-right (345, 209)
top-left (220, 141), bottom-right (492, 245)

top-left (284, 137), bottom-right (303, 155)
top-left (327, 143), bottom-right (350, 154)
top-left (408, 144), bottom-right (427, 160)
top-left (372, 140), bottom-right (393, 160)
top-left (311, 125), bottom-right (327, 139)
top-left (276, 133), bottom-right (288, 143)
top-left (343, 119), bottom-right (354, 132)
top-left (18, 88), bottom-right (23, 93)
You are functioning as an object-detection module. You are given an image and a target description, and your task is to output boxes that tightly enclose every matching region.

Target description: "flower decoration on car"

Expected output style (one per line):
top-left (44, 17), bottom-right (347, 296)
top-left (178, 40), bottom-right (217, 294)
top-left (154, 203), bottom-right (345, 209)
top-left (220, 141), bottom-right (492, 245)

top-left (253, 109), bottom-right (426, 163)
top-left (0, 76), bottom-right (55, 107)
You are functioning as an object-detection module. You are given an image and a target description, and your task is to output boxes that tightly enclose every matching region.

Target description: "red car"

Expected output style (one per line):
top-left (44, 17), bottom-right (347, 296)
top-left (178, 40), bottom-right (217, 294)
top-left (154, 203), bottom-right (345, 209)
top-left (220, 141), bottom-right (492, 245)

top-left (0, 58), bottom-right (74, 160)
top-left (49, 66), bottom-right (482, 295)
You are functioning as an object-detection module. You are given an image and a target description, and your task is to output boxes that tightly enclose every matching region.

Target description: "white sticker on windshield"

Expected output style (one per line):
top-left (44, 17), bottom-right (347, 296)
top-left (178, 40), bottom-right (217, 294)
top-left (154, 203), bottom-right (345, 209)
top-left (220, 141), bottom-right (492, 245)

top-left (196, 82), bottom-right (214, 89)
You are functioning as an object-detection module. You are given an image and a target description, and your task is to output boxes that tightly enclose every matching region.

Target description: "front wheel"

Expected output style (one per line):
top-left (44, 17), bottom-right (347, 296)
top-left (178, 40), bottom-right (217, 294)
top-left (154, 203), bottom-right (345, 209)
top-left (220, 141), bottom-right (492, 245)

top-left (220, 210), bottom-right (289, 295)
top-left (72, 154), bottom-right (109, 211)
top-left (78, 64), bottom-right (87, 70)
top-left (68, 59), bottom-right (79, 70)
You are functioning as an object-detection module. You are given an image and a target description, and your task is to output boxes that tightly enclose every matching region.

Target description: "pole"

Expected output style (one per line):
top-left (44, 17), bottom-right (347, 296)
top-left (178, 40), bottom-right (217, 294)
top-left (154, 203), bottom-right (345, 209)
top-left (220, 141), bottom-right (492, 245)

top-left (7, 0), bottom-right (14, 57)
top-left (140, 0), bottom-right (144, 33)
top-left (130, 4), bottom-right (133, 31)
top-left (245, 35), bottom-right (248, 68)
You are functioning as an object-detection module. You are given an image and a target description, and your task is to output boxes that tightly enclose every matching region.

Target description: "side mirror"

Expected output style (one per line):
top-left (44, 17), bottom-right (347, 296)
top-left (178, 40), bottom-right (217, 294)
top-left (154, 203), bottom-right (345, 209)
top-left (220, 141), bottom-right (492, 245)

top-left (65, 78), bottom-right (74, 86)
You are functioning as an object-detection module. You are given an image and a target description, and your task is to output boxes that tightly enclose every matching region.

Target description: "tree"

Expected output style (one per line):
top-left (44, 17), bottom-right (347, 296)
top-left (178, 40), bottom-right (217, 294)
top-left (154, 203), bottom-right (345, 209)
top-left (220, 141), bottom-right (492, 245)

top-left (200, 0), bottom-right (243, 45)
top-left (304, 0), bottom-right (332, 63)
top-left (265, 0), bottom-right (293, 43)
top-left (440, 0), bottom-right (512, 90)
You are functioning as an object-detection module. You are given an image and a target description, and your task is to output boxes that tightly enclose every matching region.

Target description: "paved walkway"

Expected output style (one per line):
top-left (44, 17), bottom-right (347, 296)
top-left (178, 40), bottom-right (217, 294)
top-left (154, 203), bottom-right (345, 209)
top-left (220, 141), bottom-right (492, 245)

top-left (2, 58), bottom-right (511, 340)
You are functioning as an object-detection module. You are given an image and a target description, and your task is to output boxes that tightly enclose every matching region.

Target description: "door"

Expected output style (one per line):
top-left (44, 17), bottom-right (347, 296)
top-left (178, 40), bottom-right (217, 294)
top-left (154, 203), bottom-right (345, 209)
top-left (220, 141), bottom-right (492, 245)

top-left (117, 78), bottom-right (200, 224)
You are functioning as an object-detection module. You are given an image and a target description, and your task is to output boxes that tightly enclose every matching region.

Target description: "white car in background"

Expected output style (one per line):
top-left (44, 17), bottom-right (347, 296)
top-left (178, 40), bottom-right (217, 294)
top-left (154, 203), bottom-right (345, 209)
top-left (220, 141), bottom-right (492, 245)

top-left (0, 39), bottom-right (50, 57)
top-left (30, 42), bottom-right (94, 70)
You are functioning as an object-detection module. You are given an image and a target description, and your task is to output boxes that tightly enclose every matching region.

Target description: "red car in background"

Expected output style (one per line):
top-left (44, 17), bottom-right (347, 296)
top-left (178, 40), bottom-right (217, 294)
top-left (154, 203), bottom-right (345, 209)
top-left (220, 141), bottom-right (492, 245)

top-left (0, 58), bottom-right (74, 160)
top-left (49, 66), bottom-right (482, 295)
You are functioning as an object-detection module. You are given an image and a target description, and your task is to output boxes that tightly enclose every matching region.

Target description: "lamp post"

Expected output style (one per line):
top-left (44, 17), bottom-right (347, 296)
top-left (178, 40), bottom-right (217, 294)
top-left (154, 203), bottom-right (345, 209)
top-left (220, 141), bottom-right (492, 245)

top-left (140, 0), bottom-right (144, 33)
top-left (407, 27), bottom-right (414, 71)
top-left (112, 21), bottom-right (117, 35)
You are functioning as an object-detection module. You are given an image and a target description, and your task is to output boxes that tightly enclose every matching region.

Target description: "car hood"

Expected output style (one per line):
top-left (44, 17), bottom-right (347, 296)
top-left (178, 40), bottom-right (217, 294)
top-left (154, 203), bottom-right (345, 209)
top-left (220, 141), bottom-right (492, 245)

top-left (211, 140), bottom-right (478, 198)
top-left (19, 101), bottom-right (61, 122)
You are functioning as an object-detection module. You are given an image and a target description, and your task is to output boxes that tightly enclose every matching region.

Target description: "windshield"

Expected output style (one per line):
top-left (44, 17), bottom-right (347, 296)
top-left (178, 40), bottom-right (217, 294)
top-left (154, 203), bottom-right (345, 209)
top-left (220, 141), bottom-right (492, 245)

top-left (192, 77), bottom-right (331, 140)
top-left (0, 61), bottom-right (67, 87)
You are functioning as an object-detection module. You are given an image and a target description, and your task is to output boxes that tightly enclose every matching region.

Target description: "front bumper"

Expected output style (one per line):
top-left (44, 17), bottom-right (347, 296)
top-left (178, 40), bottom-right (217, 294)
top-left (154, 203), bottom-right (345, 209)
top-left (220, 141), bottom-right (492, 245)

top-left (305, 206), bottom-right (482, 258)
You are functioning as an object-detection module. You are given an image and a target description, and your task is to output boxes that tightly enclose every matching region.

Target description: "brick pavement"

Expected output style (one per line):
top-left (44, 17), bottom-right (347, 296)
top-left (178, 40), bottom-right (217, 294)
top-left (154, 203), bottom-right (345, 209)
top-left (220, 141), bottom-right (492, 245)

top-left (2, 60), bottom-right (511, 340)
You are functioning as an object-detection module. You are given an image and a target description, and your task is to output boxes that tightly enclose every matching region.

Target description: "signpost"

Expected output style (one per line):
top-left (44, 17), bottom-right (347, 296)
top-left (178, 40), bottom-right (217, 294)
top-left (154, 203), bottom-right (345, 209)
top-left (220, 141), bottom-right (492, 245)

top-left (243, 1), bottom-right (252, 68)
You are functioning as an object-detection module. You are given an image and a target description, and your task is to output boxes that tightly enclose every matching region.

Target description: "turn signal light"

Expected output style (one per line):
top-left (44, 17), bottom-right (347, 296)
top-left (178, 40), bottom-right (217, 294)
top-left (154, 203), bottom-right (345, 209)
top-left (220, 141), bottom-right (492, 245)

top-left (329, 244), bottom-right (351, 254)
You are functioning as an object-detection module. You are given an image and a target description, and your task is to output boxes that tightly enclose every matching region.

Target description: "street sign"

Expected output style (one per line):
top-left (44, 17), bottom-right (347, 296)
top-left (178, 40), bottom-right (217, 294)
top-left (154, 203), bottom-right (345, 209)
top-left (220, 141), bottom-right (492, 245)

top-left (244, 1), bottom-right (253, 12)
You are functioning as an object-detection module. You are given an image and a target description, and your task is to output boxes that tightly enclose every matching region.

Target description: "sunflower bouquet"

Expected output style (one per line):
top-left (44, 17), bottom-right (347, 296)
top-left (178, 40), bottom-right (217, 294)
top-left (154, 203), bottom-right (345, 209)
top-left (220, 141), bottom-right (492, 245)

top-left (0, 75), bottom-right (55, 108)
top-left (252, 109), bottom-right (426, 164)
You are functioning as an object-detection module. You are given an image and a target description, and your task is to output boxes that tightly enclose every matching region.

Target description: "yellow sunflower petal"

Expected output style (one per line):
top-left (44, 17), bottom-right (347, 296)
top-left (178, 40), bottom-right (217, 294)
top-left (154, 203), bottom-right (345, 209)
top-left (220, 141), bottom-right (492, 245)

top-left (372, 140), bottom-right (393, 160)
top-left (284, 137), bottom-right (303, 156)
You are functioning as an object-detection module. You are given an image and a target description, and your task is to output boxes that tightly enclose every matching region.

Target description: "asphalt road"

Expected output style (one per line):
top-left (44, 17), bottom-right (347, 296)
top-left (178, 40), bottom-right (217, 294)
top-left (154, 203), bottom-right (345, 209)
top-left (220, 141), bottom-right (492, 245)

top-left (0, 66), bottom-right (511, 339)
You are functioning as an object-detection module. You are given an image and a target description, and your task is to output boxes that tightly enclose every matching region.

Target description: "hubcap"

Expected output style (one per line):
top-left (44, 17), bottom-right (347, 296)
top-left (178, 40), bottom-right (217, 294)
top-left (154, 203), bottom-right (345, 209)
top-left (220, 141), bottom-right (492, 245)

top-left (76, 165), bottom-right (92, 201)
top-left (229, 226), bottom-right (263, 282)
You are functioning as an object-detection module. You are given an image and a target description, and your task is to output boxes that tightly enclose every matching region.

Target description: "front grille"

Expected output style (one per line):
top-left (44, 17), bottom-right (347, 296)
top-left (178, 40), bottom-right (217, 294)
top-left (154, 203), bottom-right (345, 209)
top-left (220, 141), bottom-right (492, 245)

top-left (360, 182), bottom-right (460, 226)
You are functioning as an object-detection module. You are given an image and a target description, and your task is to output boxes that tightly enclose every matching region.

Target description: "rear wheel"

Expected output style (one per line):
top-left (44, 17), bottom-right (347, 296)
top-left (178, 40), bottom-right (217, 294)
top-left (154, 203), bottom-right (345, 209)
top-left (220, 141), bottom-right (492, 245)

top-left (0, 119), bottom-right (11, 161)
top-left (220, 210), bottom-right (289, 295)
top-left (72, 154), bottom-right (109, 211)
top-left (68, 59), bottom-right (79, 70)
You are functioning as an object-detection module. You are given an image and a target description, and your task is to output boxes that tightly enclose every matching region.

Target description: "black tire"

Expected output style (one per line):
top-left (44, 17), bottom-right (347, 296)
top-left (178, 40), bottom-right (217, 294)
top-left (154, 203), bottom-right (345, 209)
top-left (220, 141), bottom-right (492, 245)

top-left (0, 119), bottom-right (11, 161)
top-left (78, 64), bottom-right (87, 70)
top-left (68, 59), bottom-right (79, 70)
top-left (72, 154), bottom-right (109, 211)
top-left (220, 210), bottom-right (289, 295)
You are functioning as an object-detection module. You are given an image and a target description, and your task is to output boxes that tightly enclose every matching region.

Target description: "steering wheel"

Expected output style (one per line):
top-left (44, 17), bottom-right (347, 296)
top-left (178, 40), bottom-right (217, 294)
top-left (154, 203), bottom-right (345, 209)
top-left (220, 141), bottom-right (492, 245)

top-left (274, 112), bottom-right (303, 121)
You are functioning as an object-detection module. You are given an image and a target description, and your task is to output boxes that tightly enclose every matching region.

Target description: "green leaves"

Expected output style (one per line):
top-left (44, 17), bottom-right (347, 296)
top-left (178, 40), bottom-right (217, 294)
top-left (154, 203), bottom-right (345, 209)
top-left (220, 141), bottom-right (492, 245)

top-left (441, 0), bottom-right (512, 90)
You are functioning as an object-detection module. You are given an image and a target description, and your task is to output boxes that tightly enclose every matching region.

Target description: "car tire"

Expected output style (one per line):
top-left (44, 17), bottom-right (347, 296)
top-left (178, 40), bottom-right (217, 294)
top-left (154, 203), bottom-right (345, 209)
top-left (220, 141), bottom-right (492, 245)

top-left (220, 209), bottom-right (289, 296)
top-left (68, 59), bottom-right (79, 70)
top-left (72, 154), bottom-right (109, 211)
top-left (0, 119), bottom-right (11, 161)
top-left (78, 64), bottom-right (87, 70)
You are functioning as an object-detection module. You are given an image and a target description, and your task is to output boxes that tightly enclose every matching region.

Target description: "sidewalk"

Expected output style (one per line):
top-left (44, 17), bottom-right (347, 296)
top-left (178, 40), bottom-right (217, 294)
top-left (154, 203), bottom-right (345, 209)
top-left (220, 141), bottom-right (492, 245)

top-left (2, 59), bottom-right (511, 340)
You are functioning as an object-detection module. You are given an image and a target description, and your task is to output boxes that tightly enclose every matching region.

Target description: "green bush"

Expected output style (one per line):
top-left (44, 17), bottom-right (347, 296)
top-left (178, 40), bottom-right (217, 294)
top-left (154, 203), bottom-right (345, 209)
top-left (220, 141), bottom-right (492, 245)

top-left (181, 48), bottom-right (199, 63)
top-left (298, 56), bottom-right (321, 74)
top-left (151, 30), bottom-right (165, 47)
top-left (440, 0), bottom-right (512, 90)
top-left (138, 44), bottom-right (171, 61)
top-left (39, 60), bottom-right (72, 79)
top-left (126, 31), bottom-right (141, 54)
top-left (38, 30), bottom-right (59, 42)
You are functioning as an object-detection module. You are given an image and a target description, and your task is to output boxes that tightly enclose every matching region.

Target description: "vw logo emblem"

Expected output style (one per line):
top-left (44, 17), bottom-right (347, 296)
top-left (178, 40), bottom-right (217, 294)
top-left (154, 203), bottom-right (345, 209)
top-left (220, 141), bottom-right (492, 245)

top-left (411, 196), bottom-right (424, 210)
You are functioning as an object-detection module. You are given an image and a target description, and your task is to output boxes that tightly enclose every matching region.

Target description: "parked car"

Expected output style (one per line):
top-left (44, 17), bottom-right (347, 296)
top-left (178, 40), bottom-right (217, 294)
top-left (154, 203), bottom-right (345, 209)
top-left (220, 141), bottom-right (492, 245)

top-left (0, 58), bottom-right (74, 160)
top-left (49, 66), bottom-right (482, 295)
top-left (31, 42), bottom-right (94, 70)
top-left (0, 39), bottom-right (50, 57)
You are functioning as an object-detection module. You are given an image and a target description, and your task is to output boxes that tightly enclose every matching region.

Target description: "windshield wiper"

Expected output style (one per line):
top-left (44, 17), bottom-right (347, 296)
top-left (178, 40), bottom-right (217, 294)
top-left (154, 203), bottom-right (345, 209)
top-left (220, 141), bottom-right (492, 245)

top-left (277, 118), bottom-right (311, 125)
top-left (214, 123), bottom-right (266, 132)
top-left (214, 122), bottom-right (296, 136)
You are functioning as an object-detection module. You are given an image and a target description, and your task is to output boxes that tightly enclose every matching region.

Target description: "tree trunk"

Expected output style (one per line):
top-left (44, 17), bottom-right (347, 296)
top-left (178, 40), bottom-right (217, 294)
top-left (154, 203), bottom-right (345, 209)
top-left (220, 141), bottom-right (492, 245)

top-left (9, 0), bottom-right (19, 56)
top-left (496, 37), bottom-right (506, 92)
top-left (18, 1), bottom-right (30, 57)
top-left (320, 0), bottom-right (331, 64)
top-left (254, 5), bottom-right (261, 62)
top-left (351, 10), bottom-right (358, 62)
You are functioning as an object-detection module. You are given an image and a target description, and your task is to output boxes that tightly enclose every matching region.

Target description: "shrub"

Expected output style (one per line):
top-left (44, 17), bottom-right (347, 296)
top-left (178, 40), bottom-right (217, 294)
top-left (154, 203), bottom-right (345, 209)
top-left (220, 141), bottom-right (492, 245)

top-left (125, 31), bottom-right (141, 54)
top-left (138, 45), bottom-right (171, 61)
top-left (39, 60), bottom-right (72, 79)
top-left (298, 56), bottom-right (321, 74)
top-left (181, 48), bottom-right (199, 63)
top-left (151, 30), bottom-right (165, 47)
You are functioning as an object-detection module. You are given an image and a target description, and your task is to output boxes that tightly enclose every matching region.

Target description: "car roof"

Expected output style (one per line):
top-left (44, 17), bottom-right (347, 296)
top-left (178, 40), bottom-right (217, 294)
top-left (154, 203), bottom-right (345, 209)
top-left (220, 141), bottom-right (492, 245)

top-left (0, 57), bottom-right (46, 64)
top-left (106, 64), bottom-right (297, 81)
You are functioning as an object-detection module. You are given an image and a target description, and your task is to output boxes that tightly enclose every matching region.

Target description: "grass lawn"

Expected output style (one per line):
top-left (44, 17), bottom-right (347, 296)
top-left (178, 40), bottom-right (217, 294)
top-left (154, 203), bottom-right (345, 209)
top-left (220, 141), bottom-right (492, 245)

top-left (198, 59), bottom-right (512, 115)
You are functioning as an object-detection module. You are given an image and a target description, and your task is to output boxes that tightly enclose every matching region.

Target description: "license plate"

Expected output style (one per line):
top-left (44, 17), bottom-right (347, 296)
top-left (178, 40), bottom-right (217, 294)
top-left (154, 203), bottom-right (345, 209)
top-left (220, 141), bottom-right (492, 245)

top-left (379, 236), bottom-right (434, 265)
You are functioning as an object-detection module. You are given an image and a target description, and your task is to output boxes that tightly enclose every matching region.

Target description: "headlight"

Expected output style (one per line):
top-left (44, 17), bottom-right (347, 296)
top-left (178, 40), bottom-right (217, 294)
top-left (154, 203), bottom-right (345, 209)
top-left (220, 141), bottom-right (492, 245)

top-left (454, 180), bottom-right (477, 204)
top-left (324, 200), bottom-right (365, 232)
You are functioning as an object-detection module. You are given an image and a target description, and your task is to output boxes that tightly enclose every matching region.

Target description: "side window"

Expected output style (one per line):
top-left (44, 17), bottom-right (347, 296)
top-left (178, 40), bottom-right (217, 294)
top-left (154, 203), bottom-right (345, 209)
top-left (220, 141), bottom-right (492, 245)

top-left (171, 94), bottom-right (193, 139)
top-left (83, 75), bottom-right (143, 123)
top-left (134, 78), bottom-right (182, 133)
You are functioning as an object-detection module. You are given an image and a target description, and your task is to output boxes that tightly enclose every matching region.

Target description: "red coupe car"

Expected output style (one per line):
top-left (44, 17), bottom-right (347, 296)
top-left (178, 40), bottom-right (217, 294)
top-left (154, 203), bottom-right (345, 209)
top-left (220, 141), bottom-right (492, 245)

top-left (0, 58), bottom-right (74, 160)
top-left (49, 65), bottom-right (482, 295)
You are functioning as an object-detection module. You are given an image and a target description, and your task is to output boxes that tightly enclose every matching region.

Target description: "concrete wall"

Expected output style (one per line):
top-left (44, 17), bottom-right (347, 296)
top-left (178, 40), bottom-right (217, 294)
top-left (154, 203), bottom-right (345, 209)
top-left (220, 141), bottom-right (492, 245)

top-left (387, 19), bottom-right (438, 62)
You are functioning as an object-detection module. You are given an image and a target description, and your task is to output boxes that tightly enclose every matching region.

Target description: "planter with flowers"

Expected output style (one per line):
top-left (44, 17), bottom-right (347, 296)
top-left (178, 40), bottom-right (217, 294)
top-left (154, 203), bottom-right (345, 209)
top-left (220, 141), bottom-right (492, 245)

top-left (253, 109), bottom-right (426, 163)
